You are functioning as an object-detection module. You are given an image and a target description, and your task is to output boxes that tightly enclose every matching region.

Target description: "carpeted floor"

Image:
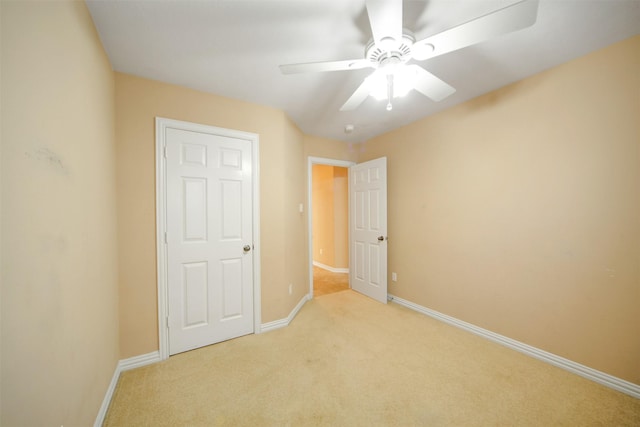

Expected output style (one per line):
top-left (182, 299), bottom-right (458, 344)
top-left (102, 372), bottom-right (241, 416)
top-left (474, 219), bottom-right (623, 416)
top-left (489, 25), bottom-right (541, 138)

top-left (313, 266), bottom-right (349, 297)
top-left (104, 290), bottom-right (640, 426)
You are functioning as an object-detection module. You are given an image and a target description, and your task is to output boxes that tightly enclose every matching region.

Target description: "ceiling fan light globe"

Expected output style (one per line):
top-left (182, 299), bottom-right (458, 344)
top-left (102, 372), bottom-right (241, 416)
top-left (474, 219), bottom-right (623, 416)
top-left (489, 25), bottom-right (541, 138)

top-left (393, 80), bottom-right (413, 97)
top-left (393, 65), bottom-right (418, 97)
top-left (367, 71), bottom-right (389, 100)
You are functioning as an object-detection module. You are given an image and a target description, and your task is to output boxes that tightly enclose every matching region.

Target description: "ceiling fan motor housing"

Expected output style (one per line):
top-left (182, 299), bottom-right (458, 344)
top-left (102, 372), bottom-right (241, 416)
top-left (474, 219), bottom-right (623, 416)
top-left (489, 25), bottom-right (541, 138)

top-left (365, 31), bottom-right (415, 68)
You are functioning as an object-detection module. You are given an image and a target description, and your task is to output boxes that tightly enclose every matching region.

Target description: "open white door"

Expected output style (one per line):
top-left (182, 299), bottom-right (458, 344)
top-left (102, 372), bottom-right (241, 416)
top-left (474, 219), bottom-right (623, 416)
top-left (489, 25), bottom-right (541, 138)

top-left (350, 157), bottom-right (387, 303)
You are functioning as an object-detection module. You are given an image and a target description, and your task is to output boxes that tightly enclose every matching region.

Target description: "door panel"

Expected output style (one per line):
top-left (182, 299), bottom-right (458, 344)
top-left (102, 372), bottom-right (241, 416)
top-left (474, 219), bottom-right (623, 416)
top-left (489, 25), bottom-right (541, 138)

top-left (183, 178), bottom-right (207, 240)
top-left (350, 157), bottom-right (388, 303)
top-left (221, 258), bottom-right (243, 319)
top-left (167, 128), bottom-right (254, 355)
top-left (221, 179), bottom-right (242, 238)
top-left (183, 261), bottom-right (208, 327)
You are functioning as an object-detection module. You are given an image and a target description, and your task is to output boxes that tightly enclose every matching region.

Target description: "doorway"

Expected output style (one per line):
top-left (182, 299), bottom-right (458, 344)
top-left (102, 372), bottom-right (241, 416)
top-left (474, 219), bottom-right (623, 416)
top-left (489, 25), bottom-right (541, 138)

top-left (307, 157), bottom-right (355, 298)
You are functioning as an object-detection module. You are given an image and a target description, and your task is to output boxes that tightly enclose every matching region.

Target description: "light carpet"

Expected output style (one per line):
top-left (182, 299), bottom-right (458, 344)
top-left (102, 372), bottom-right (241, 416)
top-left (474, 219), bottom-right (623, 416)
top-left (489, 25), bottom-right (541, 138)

top-left (104, 290), bottom-right (640, 426)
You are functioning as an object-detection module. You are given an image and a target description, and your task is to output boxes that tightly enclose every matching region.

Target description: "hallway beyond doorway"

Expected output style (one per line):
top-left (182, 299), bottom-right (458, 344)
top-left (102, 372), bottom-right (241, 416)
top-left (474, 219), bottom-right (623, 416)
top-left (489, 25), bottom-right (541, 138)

top-left (313, 266), bottom-right (349, 297)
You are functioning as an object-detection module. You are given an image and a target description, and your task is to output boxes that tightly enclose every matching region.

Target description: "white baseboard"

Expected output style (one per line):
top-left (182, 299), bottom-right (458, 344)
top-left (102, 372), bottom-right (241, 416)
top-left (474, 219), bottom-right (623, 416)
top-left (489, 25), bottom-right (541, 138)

top-left (388, 294), bottom-right (640, 399)
top-left (313, 261), bottom-right (349, 274)
top-left (117, 350), bottom-right (162, 372)
top-left (94, 363), bottom-right (120, 427)
top-left (94, 351), bottom-right (161, 426)
top-left (261, 294), bottom-right (310, 333)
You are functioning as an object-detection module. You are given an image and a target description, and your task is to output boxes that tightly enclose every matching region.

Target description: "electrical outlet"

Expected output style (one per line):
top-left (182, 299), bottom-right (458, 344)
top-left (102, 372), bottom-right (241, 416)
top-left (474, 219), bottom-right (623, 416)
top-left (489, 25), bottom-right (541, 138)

top-left (288, 283), bottom-right (293, 295)
top-left (391, 272), bottom-right (397, 282)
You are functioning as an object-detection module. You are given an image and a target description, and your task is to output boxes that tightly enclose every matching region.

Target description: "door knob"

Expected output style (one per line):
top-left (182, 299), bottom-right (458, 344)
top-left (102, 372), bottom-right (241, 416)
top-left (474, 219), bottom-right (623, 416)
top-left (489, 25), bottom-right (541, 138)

top-left (377, 236), bottom-right (385, 241)
top-left (243, 245), bottom-right (251, 252)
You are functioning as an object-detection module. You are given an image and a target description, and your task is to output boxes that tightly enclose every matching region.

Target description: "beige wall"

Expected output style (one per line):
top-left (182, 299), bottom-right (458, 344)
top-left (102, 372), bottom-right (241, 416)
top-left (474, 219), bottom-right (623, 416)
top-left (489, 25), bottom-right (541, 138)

top-left (303, 134), bottom-right (359, 163)
top-left (277, 114), bottom-right (308, 315)
top-left (115, 73), bottom-right (307, 358)
top-left (312, 165), bottom-right (348, 269)
top-left (360, 35), bottom-right (640, 384)
top-left (1, 1), bottom-right (119, 425)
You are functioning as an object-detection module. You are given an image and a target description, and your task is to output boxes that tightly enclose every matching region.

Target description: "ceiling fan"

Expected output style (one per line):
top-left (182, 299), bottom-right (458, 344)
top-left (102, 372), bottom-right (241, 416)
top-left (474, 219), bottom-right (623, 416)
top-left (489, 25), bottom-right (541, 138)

top-left (280, 0), bottom-right (539, 111)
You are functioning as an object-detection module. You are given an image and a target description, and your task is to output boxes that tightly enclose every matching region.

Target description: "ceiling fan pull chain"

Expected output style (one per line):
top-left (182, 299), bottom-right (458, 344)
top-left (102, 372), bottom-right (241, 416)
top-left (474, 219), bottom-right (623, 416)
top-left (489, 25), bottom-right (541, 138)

top-left (386, 73), bottom-right (394, 111)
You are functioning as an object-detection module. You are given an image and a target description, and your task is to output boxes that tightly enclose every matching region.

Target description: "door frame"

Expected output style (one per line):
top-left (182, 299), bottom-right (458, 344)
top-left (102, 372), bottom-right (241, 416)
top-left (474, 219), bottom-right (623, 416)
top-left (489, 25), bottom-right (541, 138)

top-left (307, 156), bottom-right (355, 298)
top-left (156, 117), bottom-right (261, 360)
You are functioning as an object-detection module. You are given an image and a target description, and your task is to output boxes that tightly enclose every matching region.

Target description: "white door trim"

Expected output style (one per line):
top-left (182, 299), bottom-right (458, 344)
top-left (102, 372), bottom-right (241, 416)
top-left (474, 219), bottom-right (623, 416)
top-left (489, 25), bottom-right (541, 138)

top-left (307, 157), bottom-right (355, 298)
top-left (156, 117), bottom-right (261, 360)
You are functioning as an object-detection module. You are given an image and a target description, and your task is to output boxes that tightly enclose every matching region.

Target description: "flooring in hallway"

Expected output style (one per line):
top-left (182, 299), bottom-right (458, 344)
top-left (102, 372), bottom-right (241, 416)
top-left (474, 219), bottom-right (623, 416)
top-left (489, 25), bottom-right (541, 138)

top-left (313, 266), bottom-right (349, 297)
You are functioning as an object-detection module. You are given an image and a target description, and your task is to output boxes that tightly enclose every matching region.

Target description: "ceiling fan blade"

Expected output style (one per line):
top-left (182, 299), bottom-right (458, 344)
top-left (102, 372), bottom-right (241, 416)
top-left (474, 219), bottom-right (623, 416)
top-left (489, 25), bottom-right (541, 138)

top-left (279, 59), bottom-right (372, 75)
top-left (340, 78), bottom-right (372, 111)
top-left (412, 0), bottom-right (539, 61)
top-left (366, 0), bottom-right (403, 48)
top-left (411, 65), bottom-right (456, 102)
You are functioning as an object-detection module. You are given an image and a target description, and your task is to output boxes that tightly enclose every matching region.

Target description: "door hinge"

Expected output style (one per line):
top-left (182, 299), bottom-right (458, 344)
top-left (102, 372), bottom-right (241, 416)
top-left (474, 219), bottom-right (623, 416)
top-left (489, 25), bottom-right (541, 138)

top-left (166, 316), bottom-right (170, 329)
top-left (164, 231), bottom-right (168, 244)
top-left (163, 145), bottom-right (167, 158)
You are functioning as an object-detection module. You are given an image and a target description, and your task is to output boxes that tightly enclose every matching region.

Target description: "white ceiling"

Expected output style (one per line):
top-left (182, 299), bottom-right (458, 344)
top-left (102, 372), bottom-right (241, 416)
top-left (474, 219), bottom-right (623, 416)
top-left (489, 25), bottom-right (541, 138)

top-left (86, 0), bottom-right (640, 143)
